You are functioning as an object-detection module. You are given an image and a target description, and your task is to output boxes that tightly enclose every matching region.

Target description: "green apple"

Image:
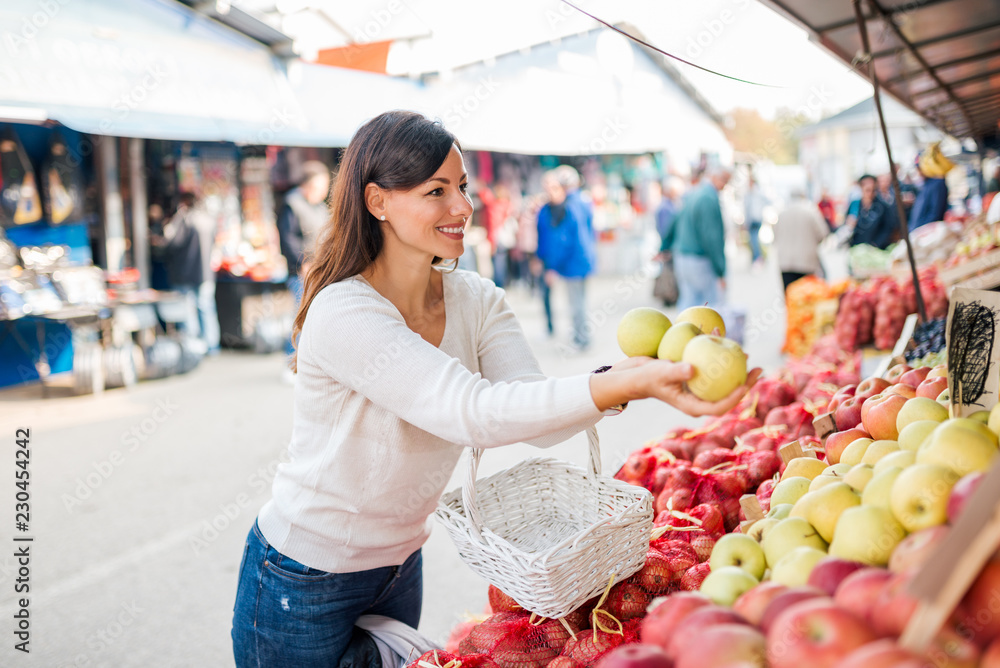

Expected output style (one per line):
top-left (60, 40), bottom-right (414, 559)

top-left (770, 546), bottom-right (827, 587)
top-left (699, 565), bottom-right (758, 606)
top-left (873, 449), bottom-right (915, 476)
top-left (969, 410), bottom-right (991, 424)
top-left (890, 463), bottom-right (959, 532)
top-left (839, 438), bottom-right (873, 467)
top-left (617, 307), bottom-right (671, 357)
top-left (809, 475), bottom-right (842, 492)
top-left (843, 464), bottom-right (874, 492)
top-left (710, 533), bottom-right (767, 580)
top-left (771, 477), bottom-right (811, 507)
top-left (762, 517), bottom-right (828, 568)
top-left (896, 397), bottom-right (949, 432)
top-left (747, 517), bottom-right (779, 543)
top-left (767, 503), bottom-right (793, 520)
top-left (937, 388), bottom-right (950, 405)
top-left (829, 505), bottom-right (906, 566)
top-left (656, 321), bottom-right (702, 362)
top-left (682, 335), bottom-right (747, 402)
top-left (805, 482), bottom-right (861, 542)
top-left (818, 462), bottom-right (854, 478)
top-left (917, 420), bottom-right (999, 477)
top-left (947, 417), bottom-right (1000, 446)
top-left (675, 306), bottom-right (726, 336)
top-left (862, 466), bottom-right (903, 509)
top-left (782, 457), bottom-right (828, 481)
top-left (989, 403), bottom-right (1000, 436)
top-left (861, 440), bottom-right (900, 466)
top-left (898, 420), bottom-right (939, 452)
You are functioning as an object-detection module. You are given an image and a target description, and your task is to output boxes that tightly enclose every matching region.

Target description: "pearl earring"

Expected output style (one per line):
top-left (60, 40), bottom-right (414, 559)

top-left (380, 215), bottom-right (385, 221)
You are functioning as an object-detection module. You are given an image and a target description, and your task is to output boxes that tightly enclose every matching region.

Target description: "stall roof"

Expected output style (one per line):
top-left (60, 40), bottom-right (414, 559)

top-left (0, 0), bottom-right (424, 146)
top-left (759, 0), bottom-right (1000, 146)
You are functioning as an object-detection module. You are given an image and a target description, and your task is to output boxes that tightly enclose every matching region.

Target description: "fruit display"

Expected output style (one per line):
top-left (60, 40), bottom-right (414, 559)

top-left (905, 317), bottom-right (948, 366)
top-left (781, 276), bottom-right (849, 358)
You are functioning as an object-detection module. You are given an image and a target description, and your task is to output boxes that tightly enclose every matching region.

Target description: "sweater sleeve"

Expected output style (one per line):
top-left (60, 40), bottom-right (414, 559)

top-left (302, 281), bottom-right (604, 449)
top-left (474, 276), bottom-right (611, 447)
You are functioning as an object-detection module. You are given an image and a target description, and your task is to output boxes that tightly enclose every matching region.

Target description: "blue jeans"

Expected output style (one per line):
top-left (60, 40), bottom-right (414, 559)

top-left (173, 285), bottom-right (202, 338)
top-left (197, 281), bottom-right (220, 353)
top-left (747, 220), bottom-right (763, 262)
top-left (285, 275), bottom-right (304, 356)
top-left (232, 520), bottom-right (423, 668)
top-left (564, 277), bottom-right (589, 349)
top-left (675, 253), bottom-right (721, 311)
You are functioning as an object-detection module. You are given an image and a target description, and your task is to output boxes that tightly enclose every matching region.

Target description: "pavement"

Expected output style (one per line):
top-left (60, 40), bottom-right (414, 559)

top-left (0, 242), bottom-right (788, 667)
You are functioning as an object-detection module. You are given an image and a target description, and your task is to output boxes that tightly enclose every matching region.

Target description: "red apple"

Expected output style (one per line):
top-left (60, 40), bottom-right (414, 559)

top-left (917, 376), bottom-right (949, 399)
top-left (596, 644), bottom-right (673, 668)
top-left (825, 428), bottom-right (871, 465)
top-left (885, 364), bottom-right (913, 384)
top-left (641, 592), bottom-right (712, 650)
top-left (856, 377), bottom-right (892, 402)
top-left (760, 586), bottom-right (829, 635)
top-left (948, 472), bottom-right (986, 524)
top-left (667, 606), bottom-right (749, 660)
top-left (861, 394), bottom-right (908, 441)
top-left (734, 581), bottom-right (789, 626)
top-left (765, 599), bottom-right (877, 668)
top-left (900, 367), bottom-right (932, 387)
top-left (834, 397), bottom-right (865, 431)
top-left (872, 572), bottom-right (920, 637)
top-left (832, 638), bottom-right (926, 668)
top-left (957, 560), bottom-right (1000, 647)
top-left (885, 383), bottom-right (917, 399)
top-left (807, 557), bottom-right (868, 596)
top-left (833, 567), bottom-right (894, 629)
top-left (925, 626), bottom-right (980, 668)
top-left (674, 624), bottom-right (766, 668)
top-left (828, 385), bottom-right (858, 414)
top-left (981, 637), bottom-right (1000, 667)
top-left (889, 525), bottom-right (950, 575)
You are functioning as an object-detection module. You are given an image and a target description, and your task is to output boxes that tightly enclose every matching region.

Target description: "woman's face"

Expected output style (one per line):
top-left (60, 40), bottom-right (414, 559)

top-left (378, 145), bottom-right (474, 261)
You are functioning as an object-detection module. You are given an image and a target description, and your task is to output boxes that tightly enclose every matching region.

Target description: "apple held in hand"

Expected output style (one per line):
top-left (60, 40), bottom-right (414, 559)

top-left (618, 307), bottom-right (672, 358)
top-left (675, 306), bottom-right (726, 337)
top-left (710, 533), bottom-right (767, 580)
top-left (657, 321), bottom-right (702, 362)
top-left (699, 565), bottom-right (759, 606)
top-left (682, 335), bottom-right (747, 402)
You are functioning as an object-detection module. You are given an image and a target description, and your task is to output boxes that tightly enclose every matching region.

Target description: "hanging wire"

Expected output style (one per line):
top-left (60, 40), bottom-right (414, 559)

top-left (559, 0), bottom-right (785, 87)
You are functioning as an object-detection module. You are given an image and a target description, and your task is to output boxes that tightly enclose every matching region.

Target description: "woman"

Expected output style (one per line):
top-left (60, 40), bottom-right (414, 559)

top-left (231, 111), bottom-right (760, 667)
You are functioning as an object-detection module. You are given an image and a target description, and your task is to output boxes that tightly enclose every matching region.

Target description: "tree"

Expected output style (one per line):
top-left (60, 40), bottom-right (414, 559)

top-left (725, 108), bottom-right (807, 165)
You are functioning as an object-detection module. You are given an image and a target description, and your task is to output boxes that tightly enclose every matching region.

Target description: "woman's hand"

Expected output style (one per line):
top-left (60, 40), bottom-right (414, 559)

top-left (643, 361), bottom-right (762, 417)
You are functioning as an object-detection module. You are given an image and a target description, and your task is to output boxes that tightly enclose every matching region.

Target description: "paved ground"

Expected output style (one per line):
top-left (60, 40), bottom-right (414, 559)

top-left (0, 243), bottom-right (788, 667)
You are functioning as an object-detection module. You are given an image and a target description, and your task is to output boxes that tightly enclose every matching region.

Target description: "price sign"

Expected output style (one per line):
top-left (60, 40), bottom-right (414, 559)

top-left (945, 287), bottom-right (1000, 417)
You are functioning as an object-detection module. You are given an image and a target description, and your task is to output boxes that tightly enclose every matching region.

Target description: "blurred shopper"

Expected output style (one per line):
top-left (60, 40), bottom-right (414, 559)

top-left (909, 143), bottom-right (953, 231)
top-left (536, 165), bottom-right (596, 351)
top-left (479, 182), bottom-right (515, 288)
top-left (744, 175), bottom-right (768, 265)
top-left (661, 165), bottom-right (731, 310)
top-left (231, 110), bottom-right (761, 668)
top-left (278, 161), bottom-right (331, 362)
top-left (152, 192), bottom-right (204, 342)
top-left (653, 177), bottom-right (684, 306)
top-left (513, 192), bottom-right (540, 292)
top-left (848, 174), bottom-right (895, 249)
top-left (189, 196), bottom-right (220, 354)
top-left (817, 188), bottom-right (836, 231)
top-left (774, 189), bottom-right (830, 292)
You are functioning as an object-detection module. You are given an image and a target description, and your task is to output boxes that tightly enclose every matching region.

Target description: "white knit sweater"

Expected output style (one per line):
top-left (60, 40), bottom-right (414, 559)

top-left (257, 269), bottom-right (609, 573)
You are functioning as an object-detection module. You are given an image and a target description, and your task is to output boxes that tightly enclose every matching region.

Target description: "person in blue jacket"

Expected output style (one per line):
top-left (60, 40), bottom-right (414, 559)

top-left (536, 165), bottom-right (596, 351)
top-left (909, 153), bottom-right (952, 231)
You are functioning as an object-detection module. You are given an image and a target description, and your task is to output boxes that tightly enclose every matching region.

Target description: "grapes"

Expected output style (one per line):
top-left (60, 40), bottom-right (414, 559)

top-left (904, 317), bottom-right (947, 363)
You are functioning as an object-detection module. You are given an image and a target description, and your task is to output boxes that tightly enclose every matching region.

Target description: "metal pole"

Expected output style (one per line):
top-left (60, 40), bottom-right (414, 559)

top-left (853, 0), bottom-right (928, 323)
top-left (129, 138), bottom-right (149, 289)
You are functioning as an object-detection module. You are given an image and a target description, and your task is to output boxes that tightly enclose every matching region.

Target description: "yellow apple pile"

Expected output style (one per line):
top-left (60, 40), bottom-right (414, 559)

top-left (616, 306), bottom-right (748, 402)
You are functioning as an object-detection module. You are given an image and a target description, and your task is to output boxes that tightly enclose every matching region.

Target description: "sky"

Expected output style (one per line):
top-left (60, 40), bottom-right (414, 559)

top-left (255, 0), bottom-right (876, 121)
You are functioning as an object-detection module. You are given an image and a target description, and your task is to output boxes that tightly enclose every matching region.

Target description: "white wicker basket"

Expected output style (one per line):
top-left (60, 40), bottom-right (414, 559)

top-left (436, 427), bottom-right (653, 619)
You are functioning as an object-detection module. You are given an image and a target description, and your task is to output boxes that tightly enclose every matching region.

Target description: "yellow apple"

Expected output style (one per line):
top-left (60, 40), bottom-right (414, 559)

top-left (747, 517), bottom-right (779, 543)
top-left (917, 422), bottom-right (998, 477)
top-left (809, 475), bottom-right (842, 492)
top-left (969, 410), bottom-right (991, 424)
top-left (843, 464), bottom-right (874, 492)
top-left (675, 306), bottom-right (726, 336)
top-left (656, 321), bottom-right (702, 362)
top-left (839, 438), bottom-right (873, 467)
top-left (829, 505), bottom-right (906, 566)
top-left (898, 420), bottom-right (939, 452)
top-left (873, 449), bottom-right (916, 476)
top-left (761, 517), bottom-right (828, 568)
top-left (682, 335), bottom-right (747, 402)
top-left (770, 477), bottom-right (811, 507)
top-left (805, 482), bottom-right (861, 542)
top-left (860, 440), bottom-right (900, 466)
top-left (771, 546), bottom-right (828, 587)
top-left (767, 503), bottom-right (794, 520)
top-left (949, 417), bottom-right (1000, 446)
top-left (926, 365), bottom-right (948, 378)
top-left (862, 466), bottom-right (903, 509)
top-left (782, 457), bottom-right (828, 481)
top-left (896, 397), bottom-right (949, 432)
top-left (617, 307), bottom-right (671, 357)
top-left (988, 403), bottom-right (1000, 436)
top-left (890, 463), bottom-right (959, 532)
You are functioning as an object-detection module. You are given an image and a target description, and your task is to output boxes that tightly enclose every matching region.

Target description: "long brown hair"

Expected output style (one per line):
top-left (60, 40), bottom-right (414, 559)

top-left (290, 110), bottom-right (459, 370)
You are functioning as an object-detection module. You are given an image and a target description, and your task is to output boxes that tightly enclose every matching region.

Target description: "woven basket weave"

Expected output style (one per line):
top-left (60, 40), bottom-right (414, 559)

top-left (436, 426), bottom-right (653, 619)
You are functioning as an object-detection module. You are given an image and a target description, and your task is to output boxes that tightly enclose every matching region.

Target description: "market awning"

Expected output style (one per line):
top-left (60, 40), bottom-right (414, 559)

top-left (0, 0), bottom-right (425, 147)
top-left (759, 0), bottom-right (1000, 146)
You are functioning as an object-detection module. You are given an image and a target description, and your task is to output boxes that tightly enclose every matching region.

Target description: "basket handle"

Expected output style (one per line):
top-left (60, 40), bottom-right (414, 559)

top-left (461, 425), bottom-right (602, 540)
